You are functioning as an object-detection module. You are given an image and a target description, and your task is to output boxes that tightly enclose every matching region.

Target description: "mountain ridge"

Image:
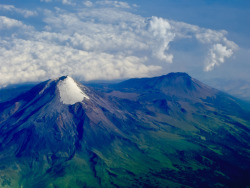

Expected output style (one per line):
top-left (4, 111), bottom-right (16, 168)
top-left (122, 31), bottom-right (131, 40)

top-left (0, 72), bottom-right (249, 187)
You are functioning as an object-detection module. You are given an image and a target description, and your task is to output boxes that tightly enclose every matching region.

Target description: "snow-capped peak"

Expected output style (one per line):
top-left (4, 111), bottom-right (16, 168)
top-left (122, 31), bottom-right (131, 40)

top-left (57, 76), bottom-right (89, 105)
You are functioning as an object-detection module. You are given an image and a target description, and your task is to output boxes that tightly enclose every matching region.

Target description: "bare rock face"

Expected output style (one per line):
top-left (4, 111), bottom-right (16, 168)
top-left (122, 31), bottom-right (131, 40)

top-left (0, 73), bottom-right (249, 188)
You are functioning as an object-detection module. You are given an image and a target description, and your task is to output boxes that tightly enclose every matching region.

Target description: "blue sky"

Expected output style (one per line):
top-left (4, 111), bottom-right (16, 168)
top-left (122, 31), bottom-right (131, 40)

top-left (0, 0), bottom-right (249, 87)
top-left (135, 0), bottom-right (250, 47)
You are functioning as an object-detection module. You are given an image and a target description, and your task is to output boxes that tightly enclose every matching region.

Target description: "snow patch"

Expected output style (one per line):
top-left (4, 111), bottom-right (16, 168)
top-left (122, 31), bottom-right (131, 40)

top-left (58, 76), bottom-right (89, 105)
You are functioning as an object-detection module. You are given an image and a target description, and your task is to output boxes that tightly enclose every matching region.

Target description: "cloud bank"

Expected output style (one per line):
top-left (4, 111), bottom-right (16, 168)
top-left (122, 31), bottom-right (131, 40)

top-left (0, 1), bottom-right (238, 87)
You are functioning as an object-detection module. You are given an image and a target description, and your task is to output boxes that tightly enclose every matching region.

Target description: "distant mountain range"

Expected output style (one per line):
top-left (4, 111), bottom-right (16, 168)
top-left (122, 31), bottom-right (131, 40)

top-left (203, 78), bottom-right (250, 102)
top-left (0, 73), bottom-right (249, 188)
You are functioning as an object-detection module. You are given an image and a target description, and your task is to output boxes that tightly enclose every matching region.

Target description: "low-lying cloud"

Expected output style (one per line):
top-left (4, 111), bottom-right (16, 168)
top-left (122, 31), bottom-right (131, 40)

top-left (0, 1), bottom-right (238, 87)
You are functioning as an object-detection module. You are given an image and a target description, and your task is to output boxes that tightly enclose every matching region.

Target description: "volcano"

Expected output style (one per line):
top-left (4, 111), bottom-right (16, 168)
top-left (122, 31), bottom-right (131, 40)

top-left (0, 73), bottom-right (249, 188)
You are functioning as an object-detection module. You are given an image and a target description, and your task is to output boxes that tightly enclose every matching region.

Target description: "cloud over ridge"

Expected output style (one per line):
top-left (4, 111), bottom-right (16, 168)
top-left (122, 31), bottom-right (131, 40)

top-left (0, 1), bottom-right (238, 87)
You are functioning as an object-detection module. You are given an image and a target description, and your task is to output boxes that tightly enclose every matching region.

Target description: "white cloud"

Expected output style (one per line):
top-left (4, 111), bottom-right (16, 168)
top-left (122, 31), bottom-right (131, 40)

top-left (204, 44), bottom-right (234, 71)
top-left (96, 1), bottom-right (131, 9)
top-left (0, 4), bottom-right (37, 18)
top-left (42, 8), bottom-right (174, 62)
top-left (148, 17), bottom-right (175, 63)
top-left (0, 1), bottom-right (238, 87)
top-left (196, 30), bottom-right (238, 71)
top-left (169, 20), bottom-right (238, 71)
top-left (83, 1), bottom-right (93, 7)
top-left (196, 29), bottom-right (227, 44)
top-left (0, 16), bottom-right (23, 29)
top-left (40, 0), bottom-right (75, 5)
top-left (40, 0), bottom-right (52, 2)
top-left (62, 0), bottom-right (75, 5)
top-left (0, 38), bottom-right (160, 86)
top-left (0, 16), bottom-right (32, 30)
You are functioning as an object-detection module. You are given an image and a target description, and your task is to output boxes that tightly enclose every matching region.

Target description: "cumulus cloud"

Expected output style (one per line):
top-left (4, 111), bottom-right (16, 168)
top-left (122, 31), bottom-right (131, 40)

top-left (170, 20), bottom-right (238, 71)
top-left (0, 16), bottom-right (23, 29)
top-left (0, 1), bottom-right (238, 87)
top-left (61, 0), bottom-right (75, 5)
top-left (0, 38), bottom-right (160, 86)
top-left (0, 16), bottom-right (32, 30)
top-left (148, 17), bottom-right (175, 63)
top-left (196, 30), bottom-right (238, 71)
top-left (41, 8), bottom-right (174, 62)
top-left (83, 1), bottom-right (93, 7)
top-left (96, 1), bottom-right (131, 9)
top-left (205, 44), bottom-right (234, 71)
top-left (0, 4), bottom-right (37, 18)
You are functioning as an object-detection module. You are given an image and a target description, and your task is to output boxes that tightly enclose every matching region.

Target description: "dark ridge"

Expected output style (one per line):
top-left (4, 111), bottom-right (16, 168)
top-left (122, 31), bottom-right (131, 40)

top-left (113, 72), bottom-right (192, 88)
top-left (58, 75), bottom-right (68, 81)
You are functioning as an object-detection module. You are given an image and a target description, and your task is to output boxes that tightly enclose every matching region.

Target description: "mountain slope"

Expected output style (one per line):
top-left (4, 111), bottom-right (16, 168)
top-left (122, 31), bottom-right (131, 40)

top-left (0, 73), bottom-right (249, 188)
